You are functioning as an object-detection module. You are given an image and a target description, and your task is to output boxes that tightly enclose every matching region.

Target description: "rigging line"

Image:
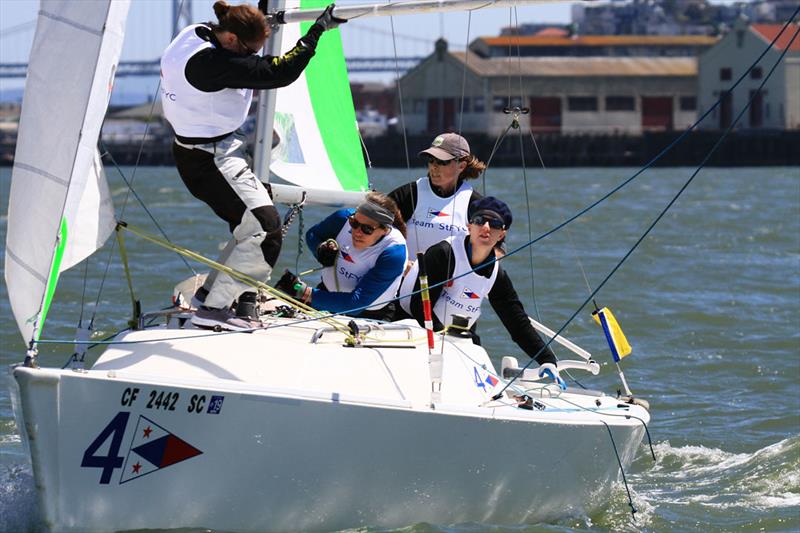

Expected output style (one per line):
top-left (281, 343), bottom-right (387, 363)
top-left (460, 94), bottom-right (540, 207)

top-left (505, 6), bottom-right (512, 108)
top-left (389, 15), bottom-right (411, 171)
top-left (118, 222), bottom-right (353, 335)
top-left (78, 257), bottom-right (89, 327)
top-left (116, 81), bottom-right (164, 221)
top-left (457, 10), bottom-right (472, 135)
top-left (510, 4), bottom-right (541, 323)
top-left (480, 119), bottom-right (515, 195)
top-left (495, 24), bottom-right (800, 398)
top-left (601, 420), bottom-right (637, 521)
top-left (101, 144), bottom-right (197, 276)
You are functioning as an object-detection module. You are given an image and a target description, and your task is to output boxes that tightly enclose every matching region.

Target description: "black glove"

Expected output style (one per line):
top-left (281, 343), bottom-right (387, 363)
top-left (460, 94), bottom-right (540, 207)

top-left (316, 239), bottom-right (339, 267)
top-left (315, 3), bottom-right (346, 31)
top-left (257, 0), bottom-right (269, 16)
top-left (274, 270), bottom-right (311, 304)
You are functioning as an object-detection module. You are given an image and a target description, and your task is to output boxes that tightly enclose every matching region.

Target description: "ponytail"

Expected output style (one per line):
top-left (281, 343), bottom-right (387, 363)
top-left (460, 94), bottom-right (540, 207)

top-left (212, 1), bottom-right (268, 43)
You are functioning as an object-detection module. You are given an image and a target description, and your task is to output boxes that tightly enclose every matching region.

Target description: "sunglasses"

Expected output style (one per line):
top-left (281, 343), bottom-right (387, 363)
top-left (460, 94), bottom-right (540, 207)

top-left (348, 215), bottom-right (381, 235)
top-left (237, 36), bottom-right (258, 56)
top-left (470, 215), bottom-right (505, 230)
top-left (426, 155), bottom-right (455, 167)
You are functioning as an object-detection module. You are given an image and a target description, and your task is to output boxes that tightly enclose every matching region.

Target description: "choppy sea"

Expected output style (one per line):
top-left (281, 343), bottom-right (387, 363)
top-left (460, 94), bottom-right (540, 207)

top-left (1, 165), bottom-right (798, 532)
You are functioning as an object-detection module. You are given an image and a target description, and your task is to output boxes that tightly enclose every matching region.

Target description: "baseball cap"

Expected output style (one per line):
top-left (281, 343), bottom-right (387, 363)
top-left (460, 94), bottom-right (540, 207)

top-left (468, 196), bottom-right (513, 229)
top-left (419, 133), bottom-right (470, 161)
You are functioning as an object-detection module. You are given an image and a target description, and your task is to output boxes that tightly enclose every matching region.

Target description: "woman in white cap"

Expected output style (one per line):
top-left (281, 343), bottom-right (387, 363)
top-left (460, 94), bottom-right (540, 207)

top-left (275, 192), bottom-right (407, 321)
top-left (396, 196), bottom-right (562, 384)
top-left (161, 1), bottom-right (344, 331)
top-left (388, 133), bottom-right (486, 259)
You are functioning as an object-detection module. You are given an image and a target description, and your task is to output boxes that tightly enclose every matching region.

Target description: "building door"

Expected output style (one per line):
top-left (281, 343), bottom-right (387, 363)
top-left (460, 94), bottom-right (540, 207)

top-left (749, 90), bottom-right (763, 128)
top-left (530, 97), bottom-right (561, 132)
top-left (427, 98), bottom-right (455, 132)
top-left (641, 97), bottom-right (673, 131)
top-left (719, 91), bottom-right (732, 129)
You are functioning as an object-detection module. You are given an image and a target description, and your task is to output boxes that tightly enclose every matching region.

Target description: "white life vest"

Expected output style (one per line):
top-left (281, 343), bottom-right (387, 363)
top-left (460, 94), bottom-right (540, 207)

top-left (398, 236), bottom-right (498, 328)
top-left (404, 177), bottom-right (473, 259)
top-left (321, 221), bottom-right (406, 311)
top-left (160, 24), bottom-right (252, 139)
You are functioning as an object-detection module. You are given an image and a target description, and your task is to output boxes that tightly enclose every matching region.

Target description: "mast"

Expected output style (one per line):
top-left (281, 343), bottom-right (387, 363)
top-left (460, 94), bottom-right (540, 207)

top-left (253, 0), bottom-right (286, 181)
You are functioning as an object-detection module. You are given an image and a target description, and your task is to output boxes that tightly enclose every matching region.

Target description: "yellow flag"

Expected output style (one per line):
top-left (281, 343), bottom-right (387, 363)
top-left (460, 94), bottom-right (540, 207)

top-left (592, 307), bottom-right (632, 362)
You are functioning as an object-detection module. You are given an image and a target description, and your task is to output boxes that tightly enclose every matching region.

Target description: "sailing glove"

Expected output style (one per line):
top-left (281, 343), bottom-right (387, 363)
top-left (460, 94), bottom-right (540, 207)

top-left (538, 363), bottom-right (567, 391)
top-left (316, 239), bottom-right (339, 267)
top-left (315, 4), bottom-right (347, 31)
top-left (257, 0), bottom-right (269, 15)
top-left (275, 270), bottom-right (312, 304)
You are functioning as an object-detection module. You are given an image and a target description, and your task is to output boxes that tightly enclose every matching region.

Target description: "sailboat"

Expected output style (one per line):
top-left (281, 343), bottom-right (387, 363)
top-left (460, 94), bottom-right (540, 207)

top-left (6, 1), bottom-right (649, 531)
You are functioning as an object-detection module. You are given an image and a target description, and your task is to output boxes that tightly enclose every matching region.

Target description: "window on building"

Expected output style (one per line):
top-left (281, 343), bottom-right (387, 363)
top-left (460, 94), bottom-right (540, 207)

top-left (473, 97), bottom-right (485, 113)
top-left (720, 68), bottom-right (732, 81)
top-left (510, 96), bottom-right (522, 108)
top-left (493, 96), bottom-right (507, 112)
top-left (567, 96), bottom-right (598, 112)
top-left (750, 67), bottom-right (763, 79)
top-left (459, 97), bottom-right (471, 113)
top-left (680, 96), bottom-right (697, 111)
top-left (605, 96), bottom-right (635, 111)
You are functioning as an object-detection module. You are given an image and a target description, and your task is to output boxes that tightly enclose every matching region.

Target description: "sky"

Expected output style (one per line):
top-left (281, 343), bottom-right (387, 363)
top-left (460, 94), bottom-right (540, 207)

top-left (0, 0), bottom-right (746, 101)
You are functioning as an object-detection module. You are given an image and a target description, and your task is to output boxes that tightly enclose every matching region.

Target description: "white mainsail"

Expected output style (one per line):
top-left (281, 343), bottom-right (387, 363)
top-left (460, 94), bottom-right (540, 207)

top-left (4, 0), bottom-right (130, 343)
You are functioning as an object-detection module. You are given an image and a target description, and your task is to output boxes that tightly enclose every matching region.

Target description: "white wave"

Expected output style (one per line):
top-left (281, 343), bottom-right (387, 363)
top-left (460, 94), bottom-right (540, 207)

top-left (632, 436), bottom-right (800, 513)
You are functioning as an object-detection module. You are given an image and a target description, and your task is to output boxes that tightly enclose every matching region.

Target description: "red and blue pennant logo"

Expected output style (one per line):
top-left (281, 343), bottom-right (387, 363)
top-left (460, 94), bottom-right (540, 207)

top-left (427, 208), bottom-right (450, 218)
top-left (461, 288), bottom-right (481, 299)
top-left (120, 415), bottom-right (202, 483)
top-left (340, 251), bottom-right (355, 263)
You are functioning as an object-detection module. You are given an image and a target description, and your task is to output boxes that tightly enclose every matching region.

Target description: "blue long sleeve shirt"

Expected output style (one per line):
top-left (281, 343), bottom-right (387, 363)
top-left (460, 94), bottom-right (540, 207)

top-left (305, 208), bottom-right (406, 314)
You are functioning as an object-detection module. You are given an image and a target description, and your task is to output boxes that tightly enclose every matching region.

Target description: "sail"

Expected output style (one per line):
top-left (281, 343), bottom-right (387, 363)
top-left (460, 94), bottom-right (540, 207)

top-left (4, 0), bottom-right (130, 343)
top-left (270, 0), bottom-right (369, 193)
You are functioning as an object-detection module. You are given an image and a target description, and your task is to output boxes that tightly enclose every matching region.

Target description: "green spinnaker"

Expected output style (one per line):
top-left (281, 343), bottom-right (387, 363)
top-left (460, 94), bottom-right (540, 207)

top-left (36, 217), bottom-right (68, 341)
top-left (301, 0), bottom-right (368, 192)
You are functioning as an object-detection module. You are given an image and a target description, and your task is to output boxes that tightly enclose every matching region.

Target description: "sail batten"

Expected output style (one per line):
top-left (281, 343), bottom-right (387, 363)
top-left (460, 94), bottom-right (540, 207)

top-left (4, 0), bottom-right (130, 343)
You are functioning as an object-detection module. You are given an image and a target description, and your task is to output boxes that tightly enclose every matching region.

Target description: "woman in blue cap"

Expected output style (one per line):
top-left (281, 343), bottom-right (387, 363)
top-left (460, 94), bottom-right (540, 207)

top-left (396, 196), bottom-right (560, 377)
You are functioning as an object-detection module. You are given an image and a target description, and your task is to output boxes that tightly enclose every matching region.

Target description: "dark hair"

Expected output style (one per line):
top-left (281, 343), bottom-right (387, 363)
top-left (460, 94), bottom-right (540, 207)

top-left (458, 154), bottom-right (486, 181)
top-left (212, 1), bottom-right (269, 43)
top-left (366, 191), bottom-right (407, 238)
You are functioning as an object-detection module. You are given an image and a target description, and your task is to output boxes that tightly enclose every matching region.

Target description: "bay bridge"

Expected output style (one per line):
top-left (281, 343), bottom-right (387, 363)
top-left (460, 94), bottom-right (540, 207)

top-left (0, 0), bottom-right (437, 81)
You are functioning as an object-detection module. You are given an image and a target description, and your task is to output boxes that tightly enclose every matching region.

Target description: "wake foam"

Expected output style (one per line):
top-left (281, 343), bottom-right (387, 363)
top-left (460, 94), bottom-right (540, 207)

top-left (633, 435), bottom-right (800, 511)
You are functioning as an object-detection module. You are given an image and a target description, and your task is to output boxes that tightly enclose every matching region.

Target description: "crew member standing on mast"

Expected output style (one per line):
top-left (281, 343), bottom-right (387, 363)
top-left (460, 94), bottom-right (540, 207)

top-left (161, 1), bottom-right (345, 330)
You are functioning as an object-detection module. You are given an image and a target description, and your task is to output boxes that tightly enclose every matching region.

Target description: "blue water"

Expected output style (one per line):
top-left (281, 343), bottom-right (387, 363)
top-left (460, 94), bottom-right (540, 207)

top-left (1, 165), bottom-right (798, 532)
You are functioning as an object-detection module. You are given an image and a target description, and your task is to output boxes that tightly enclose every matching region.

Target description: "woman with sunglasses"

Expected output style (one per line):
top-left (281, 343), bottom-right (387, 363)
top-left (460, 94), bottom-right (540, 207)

top-left (396, 197), bottom-right (560, 377)
top-left (160, 1), bottom-right (344, 331)
top-left (275, 193), bottom-right (407, 321)
top-left (388, 133), bottom-right (487, 259)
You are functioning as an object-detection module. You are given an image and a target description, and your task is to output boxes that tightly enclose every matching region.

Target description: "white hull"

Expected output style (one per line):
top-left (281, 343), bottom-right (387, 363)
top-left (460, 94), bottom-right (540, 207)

top-left (12, 317), bottom-right (648, 532)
